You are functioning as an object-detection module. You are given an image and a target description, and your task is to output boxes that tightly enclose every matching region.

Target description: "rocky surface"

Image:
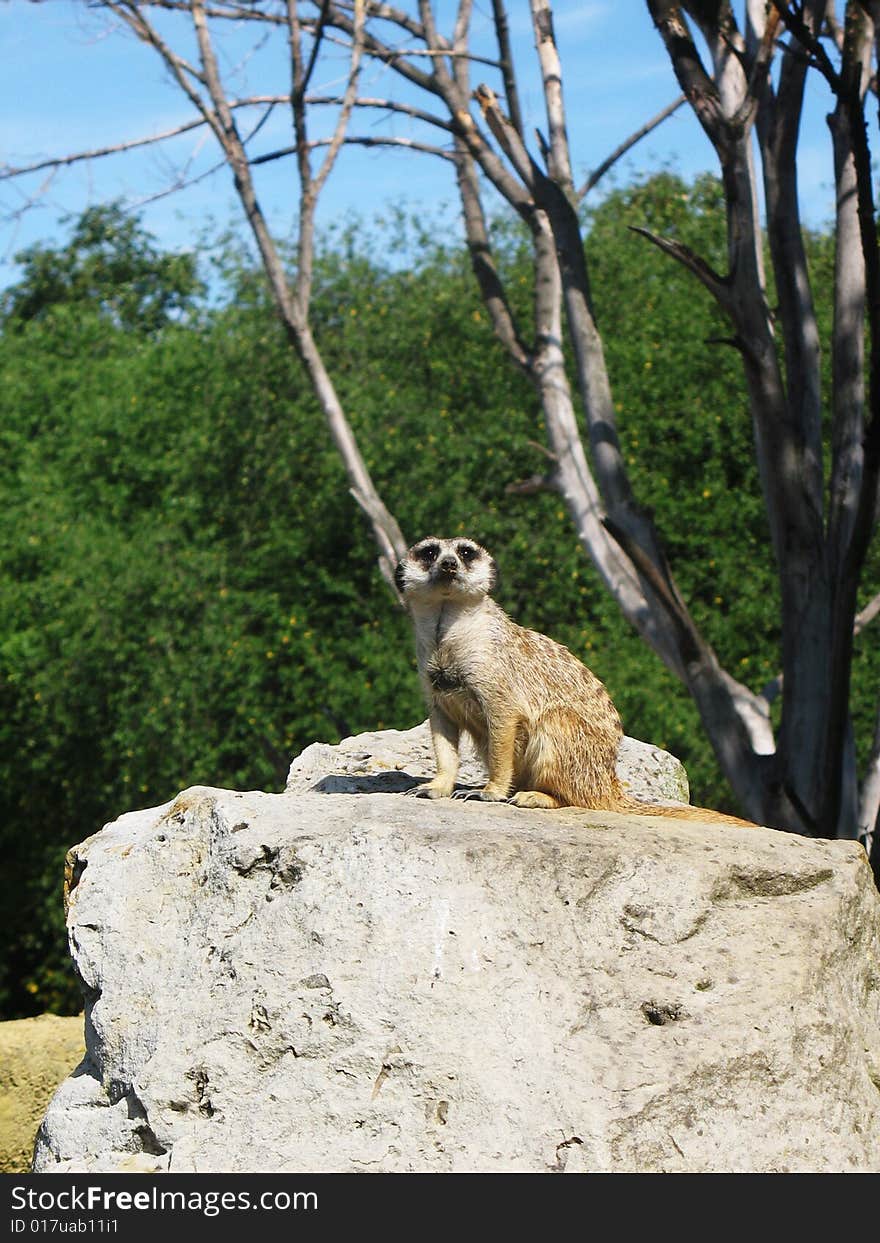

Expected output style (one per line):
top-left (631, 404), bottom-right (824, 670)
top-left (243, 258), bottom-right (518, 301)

top-left (33, 728), bottom-right (880, 1173)
top-left (0, 1014), bottom-right (84, 1173)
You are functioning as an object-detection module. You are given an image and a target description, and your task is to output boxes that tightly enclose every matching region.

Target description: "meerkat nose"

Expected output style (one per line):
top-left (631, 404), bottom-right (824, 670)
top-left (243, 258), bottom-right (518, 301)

top-left (439, 556), bottom-right (457, 572)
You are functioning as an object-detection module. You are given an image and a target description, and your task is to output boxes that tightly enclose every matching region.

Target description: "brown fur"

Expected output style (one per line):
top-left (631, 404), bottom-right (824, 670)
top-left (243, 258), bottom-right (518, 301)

top-left (397, 536), bottom-right (754, 827)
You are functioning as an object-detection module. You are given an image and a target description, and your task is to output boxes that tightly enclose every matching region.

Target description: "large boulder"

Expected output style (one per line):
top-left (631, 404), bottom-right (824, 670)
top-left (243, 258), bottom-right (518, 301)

top-left (33, 727), bottom-right (880, 1173)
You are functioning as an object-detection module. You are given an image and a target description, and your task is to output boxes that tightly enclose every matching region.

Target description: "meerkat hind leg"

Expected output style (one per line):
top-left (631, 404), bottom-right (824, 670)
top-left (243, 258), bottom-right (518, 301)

top-left (511, 708), bottom-right (618, 811)
top-left (509, 789), bottom-right (562, 809)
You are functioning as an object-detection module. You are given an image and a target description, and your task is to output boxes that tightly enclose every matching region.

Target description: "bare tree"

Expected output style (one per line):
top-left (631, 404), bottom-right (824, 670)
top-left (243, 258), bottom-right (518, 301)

top-left (77, 1), bottom-right (406, 592)
top-left (642, 0), bottom-right (880, 862)
top-left (5, 2), bottom-right (879, 872)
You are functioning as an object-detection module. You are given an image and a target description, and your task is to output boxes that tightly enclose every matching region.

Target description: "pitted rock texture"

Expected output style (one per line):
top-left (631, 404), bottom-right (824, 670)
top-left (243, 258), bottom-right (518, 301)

top-left (286, 720), bottom-right (691, 804)
top-left (34, 770), bottom-right (880, 1173)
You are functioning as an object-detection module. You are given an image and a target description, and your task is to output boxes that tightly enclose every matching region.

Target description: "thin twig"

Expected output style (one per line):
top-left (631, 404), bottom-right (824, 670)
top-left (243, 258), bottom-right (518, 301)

top-left (299, 0), bottom-right (331, 99)
top-left (137, 0), bottom-right (285, 19)
top-left (505, 472), bottom-right (555, 495)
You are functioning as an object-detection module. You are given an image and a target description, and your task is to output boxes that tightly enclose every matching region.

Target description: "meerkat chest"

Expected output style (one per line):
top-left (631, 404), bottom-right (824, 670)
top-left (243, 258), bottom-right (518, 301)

top-left (414, 604), bottom-right (501, 713)
top-left (419, 619), bottom-right (495, 706)
top-left (424, 640), bottom-right (481, 699)
top-left (423, 641), bottom-right (490, 739)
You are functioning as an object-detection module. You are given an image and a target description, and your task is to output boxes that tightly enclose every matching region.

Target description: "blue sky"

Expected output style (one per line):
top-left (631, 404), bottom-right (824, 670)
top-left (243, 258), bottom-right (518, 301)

top-left (1, 1), bottom-right (843, 290)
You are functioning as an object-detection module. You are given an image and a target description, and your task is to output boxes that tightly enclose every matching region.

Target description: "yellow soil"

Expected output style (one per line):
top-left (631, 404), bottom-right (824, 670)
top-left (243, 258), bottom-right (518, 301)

top-left (0, 1013), bottom-right (84, 1173)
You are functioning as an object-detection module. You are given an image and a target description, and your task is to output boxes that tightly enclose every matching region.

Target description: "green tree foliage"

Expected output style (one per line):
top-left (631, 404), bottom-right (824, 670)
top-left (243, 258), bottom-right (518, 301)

top-left (0, 203), bottom-right (203, 333)
top-left (1, 176), bottom-right (877, 1017)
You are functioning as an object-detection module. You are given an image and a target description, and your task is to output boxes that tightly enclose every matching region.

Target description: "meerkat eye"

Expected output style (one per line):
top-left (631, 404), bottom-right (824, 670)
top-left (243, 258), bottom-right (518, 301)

top-left (457, 544), bottom-right (478, 563)
top-left (417, 542), bottom-right (440, 564)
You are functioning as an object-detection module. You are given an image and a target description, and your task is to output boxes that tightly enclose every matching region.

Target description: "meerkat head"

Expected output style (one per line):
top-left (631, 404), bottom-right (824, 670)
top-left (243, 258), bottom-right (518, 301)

top-left (395, 536), bottom-right (498, 603)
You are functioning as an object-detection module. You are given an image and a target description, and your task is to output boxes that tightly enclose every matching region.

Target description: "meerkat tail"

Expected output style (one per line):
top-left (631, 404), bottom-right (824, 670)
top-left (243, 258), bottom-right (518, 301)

top-left (611, 794), bottom-right (756, 828)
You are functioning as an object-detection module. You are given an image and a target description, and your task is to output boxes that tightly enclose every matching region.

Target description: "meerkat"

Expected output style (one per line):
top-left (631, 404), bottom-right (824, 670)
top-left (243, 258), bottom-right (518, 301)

top-left (395, 535), bottom-right (754, 826)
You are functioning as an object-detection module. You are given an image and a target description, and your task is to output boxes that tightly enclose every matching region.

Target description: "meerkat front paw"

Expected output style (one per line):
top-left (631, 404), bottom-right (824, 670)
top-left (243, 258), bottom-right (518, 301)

top-left (452, 785), bottom-right (510, 802)
top-left (407, 780), bottom-right (454, 799)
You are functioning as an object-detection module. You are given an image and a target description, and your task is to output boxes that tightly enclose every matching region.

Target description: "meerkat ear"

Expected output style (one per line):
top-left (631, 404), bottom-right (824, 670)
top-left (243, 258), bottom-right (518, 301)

top-left (394, 559), bottom-right (407, 595)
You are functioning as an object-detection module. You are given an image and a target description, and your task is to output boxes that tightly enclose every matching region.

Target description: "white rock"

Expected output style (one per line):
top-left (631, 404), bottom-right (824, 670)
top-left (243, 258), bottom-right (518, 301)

top-left (34, 737), bottom-right (880, 1173)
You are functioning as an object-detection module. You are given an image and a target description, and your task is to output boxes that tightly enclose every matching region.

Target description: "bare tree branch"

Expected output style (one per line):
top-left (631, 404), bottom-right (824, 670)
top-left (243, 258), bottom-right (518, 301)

top-left (769, 0), bottom-right (842, 87)
top-left (322, 6), bottom-right (534, 216)
top-left (299, 0), bottom-right (331, 100)
top-left (855, 590), bottom-right (880, 636)
top-left (504, 472), bottom-right (555, 495)
top-left (0, 96), bottom-right (291, 183)
top-left (105, 0), bottom-right (409, 589)
top-left (338, 0), bottom-right (425, 41)
top-left (453, 141), bottom-right (532, 367)
top-left (306, 94), bottom-right (455, 131)
top-left (730, 4), bottom-right (782, 131)
top-left (252, 135), bottom-right (457, 163)
top-left (628, 224), bottom-right (733, 310)
top-left (106, 0), bottom-right (210, 86)
top-left (136, 0), bottom-right (285, 19)
top-left (491, 0), bottom-right (524, 136)
top-left (133, 99), bottom-right (277, 208)
top-left (324, 4), bottom-right (441, 95)
top-left (311, 0), bottom-right (365, 199)
top-left (472, 82), bottom-right (537, 188)
top-left (577, 94), bottom-right (687, 199)
top-left (529, 0), bottom-right (574, 192)
top-left (1, 117), bottom-right (208, 181)
top-left (647, 1), bottom-right (731, 153)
